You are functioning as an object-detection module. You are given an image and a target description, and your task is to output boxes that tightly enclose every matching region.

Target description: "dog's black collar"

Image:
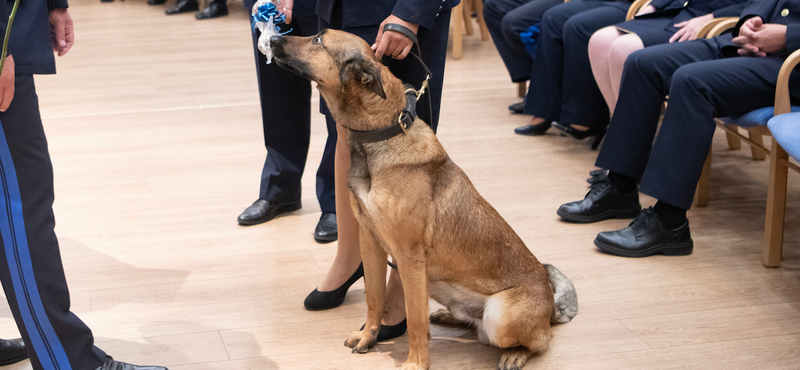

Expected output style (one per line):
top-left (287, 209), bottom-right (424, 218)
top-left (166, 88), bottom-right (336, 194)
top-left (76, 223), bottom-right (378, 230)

top-left (348, 84), bottom-right (418, 143)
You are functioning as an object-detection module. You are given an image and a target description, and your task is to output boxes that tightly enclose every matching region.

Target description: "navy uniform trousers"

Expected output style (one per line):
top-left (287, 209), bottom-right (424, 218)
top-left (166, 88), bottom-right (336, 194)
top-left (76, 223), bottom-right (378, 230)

top-left (596, 36), bottom-right (800, 210)
top-left (483, 0), bottom-right (564, 83)
top-left (245, 0), bottom-right (336, 213)
top-left (317, 0), bottom-right (454, 132)
top-left (0, 76), bottom-right (107, 370)
top-left (524, 0), bottom-right (631, 129)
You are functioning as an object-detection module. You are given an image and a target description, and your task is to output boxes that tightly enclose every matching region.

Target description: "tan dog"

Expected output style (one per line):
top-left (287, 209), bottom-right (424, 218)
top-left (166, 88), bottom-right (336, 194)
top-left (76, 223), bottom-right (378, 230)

top-left (270, 29), bottom-right (578, 370)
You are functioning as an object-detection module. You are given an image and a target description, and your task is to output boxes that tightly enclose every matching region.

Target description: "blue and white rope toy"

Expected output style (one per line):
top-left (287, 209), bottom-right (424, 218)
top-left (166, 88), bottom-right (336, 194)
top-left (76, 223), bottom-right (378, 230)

top-left (251, 0), bottom-right (291, 64)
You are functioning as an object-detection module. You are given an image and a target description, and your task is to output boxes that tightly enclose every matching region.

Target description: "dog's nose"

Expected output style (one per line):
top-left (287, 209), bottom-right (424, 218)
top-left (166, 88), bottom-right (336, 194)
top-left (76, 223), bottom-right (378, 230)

top-left (270, 35), bottom-right (284, 45)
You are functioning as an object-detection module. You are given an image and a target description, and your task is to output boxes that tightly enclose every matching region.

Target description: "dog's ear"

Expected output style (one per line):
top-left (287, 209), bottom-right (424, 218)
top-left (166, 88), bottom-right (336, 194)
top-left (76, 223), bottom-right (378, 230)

top-left (340, 57), bottom-right (386, 99)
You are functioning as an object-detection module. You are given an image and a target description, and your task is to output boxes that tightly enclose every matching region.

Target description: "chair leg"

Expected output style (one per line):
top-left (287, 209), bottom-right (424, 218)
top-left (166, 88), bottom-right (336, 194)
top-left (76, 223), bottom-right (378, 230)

top-left (763, 141), bottom-right (788, 267)
top-left (472, 0), bottom-right (491, 41)
top-left (462, 0), bottom-right (475, 36)
top-left (725, 131), bottom-right (742, 150)
top-left (749, 132), bottom-right (767, 160)
top-left (450, 3), bottom-right (463, 60)
top-left (517, 81), bottom-right (526, 98)
top-left (694, 150), bottom-right (712, 207)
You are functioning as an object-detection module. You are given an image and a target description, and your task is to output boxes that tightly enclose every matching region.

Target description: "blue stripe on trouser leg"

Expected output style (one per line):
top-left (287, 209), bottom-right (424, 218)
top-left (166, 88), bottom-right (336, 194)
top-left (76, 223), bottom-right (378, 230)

top-left (0, 118), bottom-right (72, 370)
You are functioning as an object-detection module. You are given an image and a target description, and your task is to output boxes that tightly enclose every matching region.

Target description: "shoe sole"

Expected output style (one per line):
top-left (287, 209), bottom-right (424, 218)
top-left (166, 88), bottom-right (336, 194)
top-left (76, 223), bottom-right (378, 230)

top-left (237, 201), bottom-right (302, 226)
top-left (0, 354), bottom-right (28, 366)
top-left (314, 233), bottom-right (338, 244)
top-left (594, 238), bottom-right (693, 258)
top-left (557, 206), bottom-right (641, 224)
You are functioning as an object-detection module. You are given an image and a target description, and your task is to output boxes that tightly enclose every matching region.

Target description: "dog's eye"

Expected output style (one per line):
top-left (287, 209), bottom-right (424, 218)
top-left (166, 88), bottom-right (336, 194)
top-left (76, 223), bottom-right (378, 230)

top-left (313, 36), bottom-right (322, 44)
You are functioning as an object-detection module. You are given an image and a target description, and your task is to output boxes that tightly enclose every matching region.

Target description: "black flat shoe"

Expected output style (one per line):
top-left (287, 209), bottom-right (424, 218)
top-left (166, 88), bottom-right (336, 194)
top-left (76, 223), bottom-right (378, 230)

top-left (165, 0), bottom-right (198, 15)
top-left (514, 120), bottom-right (552, 136)
top-left (237, 199), bottom-right (301, 226)
top-left (304, 263), bottom-right (364, 311)
top-left (359, 319), bottom-right (408, 341)
top-left (195, 0), bottom-right (228, 19)
top-left (557, 177), bottom-right (641, 223)
top-left (508, 101), bottom-right (524, 114)
top-left (0, 338), bottom-right (27, 366)
top-left (587, 169), bottom-right (608, 184)
top-left (147, 0), bottom-right (166, 5)
top-left (314, 212), bottom-right (338, 243)
top-left (594, 207), bottom-right (693, 258)
top-left (94, 356), bottom-right (168, 370)
top-left (551, 122), bottom-right (606, 150)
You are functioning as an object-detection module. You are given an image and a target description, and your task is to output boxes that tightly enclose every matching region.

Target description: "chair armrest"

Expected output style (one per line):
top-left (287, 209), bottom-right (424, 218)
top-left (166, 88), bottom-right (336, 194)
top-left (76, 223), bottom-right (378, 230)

top-left (697, 17), bottom-right (739, 39)
top-left (775, 49), bottom-right (800, 115)
top-left (626, 0), bottom-right (652, 22)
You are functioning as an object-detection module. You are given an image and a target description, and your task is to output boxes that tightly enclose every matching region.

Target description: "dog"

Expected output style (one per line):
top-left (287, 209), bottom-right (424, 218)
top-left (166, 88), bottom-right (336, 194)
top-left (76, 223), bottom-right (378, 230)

top-left (269, 29), bottom-right (578, 370)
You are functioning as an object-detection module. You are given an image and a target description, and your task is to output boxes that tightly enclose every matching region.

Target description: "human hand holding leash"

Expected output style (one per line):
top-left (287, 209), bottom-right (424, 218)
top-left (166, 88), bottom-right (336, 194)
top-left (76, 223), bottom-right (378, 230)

top-left (373, 15), bottom-right (419, 60)
top-left (49, 9), bottom-right (74, 56)
top-left (0, 54), bottom-right (14, 112)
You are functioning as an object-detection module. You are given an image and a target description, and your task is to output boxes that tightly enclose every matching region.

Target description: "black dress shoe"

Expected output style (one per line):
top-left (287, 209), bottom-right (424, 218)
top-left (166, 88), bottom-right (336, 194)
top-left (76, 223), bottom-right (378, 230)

top-left (94, 356), bottom-right (168, 370)
top-left (587, 169), bottom-right (609, 184)
top-left (314, 212), bottom-right (338, 243)
top-left (508, 101), bottom-right (524, 114)
top-left (165, 0), bottom-right (198, 15)
top-left (304, 263), bottom-right (364, 311)
top-left (551, 122), bottom-right (606, 150)
top-left (557, 177), bottom-right (641, 223)
top-left (195, 0), bottom-right (228, 19)
top-left (514, 120), bottom-right (552, 136)
top-left (147, 0), bottom-right (167, 5)
top-left (0, 338), bottom-right (27, 366)
top-left (359, 319), bottom-right (407, 341)
top-left (594, 207), bottom-right (693, 257)
top-left (237, 199), bottom-right (301, 226)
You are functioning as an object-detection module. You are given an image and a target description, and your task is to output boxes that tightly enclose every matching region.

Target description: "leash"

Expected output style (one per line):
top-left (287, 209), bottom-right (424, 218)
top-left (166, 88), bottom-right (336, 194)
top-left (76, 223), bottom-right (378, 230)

top-left (348, 23), bottom-right (434, 143)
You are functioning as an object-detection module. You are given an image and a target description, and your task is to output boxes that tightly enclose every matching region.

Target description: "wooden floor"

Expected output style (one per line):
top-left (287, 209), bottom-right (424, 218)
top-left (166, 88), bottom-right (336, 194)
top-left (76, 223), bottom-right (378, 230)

top-left (2, 1), bottom-right (799, 369)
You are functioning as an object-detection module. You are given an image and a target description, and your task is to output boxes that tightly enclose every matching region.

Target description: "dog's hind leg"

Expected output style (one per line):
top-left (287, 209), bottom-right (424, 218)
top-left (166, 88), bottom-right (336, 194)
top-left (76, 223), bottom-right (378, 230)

top-left (430, 308), bottom-right (471, 327)
top-left (344, 225), bottom-right (387, 354)
top-left (498, 348), bottom-right (535, 370)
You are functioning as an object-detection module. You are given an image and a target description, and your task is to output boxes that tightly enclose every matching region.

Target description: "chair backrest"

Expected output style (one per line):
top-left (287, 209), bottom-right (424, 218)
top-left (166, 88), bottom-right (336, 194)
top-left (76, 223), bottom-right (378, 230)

top-left (626, 0), bottom-right (653, 21)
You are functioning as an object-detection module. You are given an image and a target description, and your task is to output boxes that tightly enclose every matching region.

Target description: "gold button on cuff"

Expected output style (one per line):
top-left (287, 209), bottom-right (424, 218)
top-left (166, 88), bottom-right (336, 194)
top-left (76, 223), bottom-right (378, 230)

top-left (782, 8), bottom-right (789, 17)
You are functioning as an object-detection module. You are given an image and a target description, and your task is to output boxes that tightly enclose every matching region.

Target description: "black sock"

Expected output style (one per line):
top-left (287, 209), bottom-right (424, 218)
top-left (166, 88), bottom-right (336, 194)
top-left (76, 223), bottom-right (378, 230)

top-left (607, 171), bottom-right (637, 194)
top-left (653, 201), bottom-right (687, 229)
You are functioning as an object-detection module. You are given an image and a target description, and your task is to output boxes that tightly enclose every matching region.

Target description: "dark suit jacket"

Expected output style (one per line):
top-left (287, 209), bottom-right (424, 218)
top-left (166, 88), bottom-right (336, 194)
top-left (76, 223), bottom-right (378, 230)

top-left (641, 0), bottom-right (747, 23)
top-left (1, 0), bottom-right (68, 74)
top-left (316, 0), bottom-right (460, 30)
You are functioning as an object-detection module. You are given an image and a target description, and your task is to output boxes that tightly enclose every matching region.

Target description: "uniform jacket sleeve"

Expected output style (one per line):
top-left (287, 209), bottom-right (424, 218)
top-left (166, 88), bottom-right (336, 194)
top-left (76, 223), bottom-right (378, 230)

top-left (48, 0), bottom-right (69, 12)
top-left (392, 0), bottom-right (459, 30)
top-left (712, 1), bottom-right (748, 18)
top-left (648, 0), bottom-right (678, 10)
top-left (733, 0), bottom-right (778, 36)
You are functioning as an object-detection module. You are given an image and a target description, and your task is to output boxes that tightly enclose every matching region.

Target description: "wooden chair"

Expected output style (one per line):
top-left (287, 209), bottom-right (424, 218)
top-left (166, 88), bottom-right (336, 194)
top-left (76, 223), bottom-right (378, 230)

top-left (692, 18), bottom-right (800, 267)
top-left (451, 0), bottom-right (491, 60)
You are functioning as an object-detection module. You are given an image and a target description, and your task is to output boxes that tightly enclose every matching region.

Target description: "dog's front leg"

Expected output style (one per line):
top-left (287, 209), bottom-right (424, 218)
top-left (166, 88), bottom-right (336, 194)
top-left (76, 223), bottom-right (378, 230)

top-left (396, 248), bottom-right (430, 370)
top-left (344, 225), bottom-right (387, 353)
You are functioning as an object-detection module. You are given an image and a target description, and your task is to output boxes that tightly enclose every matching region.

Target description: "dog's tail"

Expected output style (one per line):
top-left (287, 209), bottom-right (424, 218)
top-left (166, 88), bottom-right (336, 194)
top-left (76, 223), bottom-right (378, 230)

top-left (544, 264), bottom-right (578, 324)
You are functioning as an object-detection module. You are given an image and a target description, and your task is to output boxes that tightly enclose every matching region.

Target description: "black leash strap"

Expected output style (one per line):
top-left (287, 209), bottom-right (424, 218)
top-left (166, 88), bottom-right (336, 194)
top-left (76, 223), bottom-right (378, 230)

top-left (382, 23), bottom-right (432, 102)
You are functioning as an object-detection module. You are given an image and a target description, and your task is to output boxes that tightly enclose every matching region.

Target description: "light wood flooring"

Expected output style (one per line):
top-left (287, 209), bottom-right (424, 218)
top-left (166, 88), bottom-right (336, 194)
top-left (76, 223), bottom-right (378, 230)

top-left (1, 1), bottom-right (799, 369)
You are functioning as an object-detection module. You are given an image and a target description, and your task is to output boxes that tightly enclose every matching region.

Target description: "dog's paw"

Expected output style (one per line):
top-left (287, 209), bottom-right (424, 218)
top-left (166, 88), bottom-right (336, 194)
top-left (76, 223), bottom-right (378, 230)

top-left (344, 330), bottom-right (375, 354)
top-left (402, 362), bottom-right (429, 370)
top-left (429, 308), bottom-right (465, 326)
top-left (497, 349), bottom-right (533, 370)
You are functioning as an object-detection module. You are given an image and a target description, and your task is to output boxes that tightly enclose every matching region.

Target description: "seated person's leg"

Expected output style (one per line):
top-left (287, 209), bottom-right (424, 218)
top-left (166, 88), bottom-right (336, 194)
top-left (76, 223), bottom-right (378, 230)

top-left (484, 0), bottom-right (535, 83)
top-left (558, 39), bottom-right (724, 224)
top-left (589, 26), bottom-right (628, 113)
top-left (596, 57), bottom-right (800, 257)
top-left (606, 34), bottom-right (645, 113)
top-left (515, 0), bottom-right (605, 136)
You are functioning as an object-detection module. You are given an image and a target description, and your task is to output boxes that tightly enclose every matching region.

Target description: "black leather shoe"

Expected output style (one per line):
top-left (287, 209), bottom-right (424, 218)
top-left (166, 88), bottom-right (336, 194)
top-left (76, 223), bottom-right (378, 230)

top-left (314, 212), bottom-right (338, 243)
top-left (147, 0), bottom-right (166, 4)
top-left (587, 169), bottom-right (608, 184)
top-left (165, 0), bottom-right (198, 15)
top-left (594, 207), bottom-right (693, 257)
top-left (508, 101), bottom-right (524, 114)
top-left (304, 263), bottom-right (364, 311)
top-left (557, 177), bottom-right (641, 223)
top-left (359, 319), bottom-right (407, 341)
top-left (0, 338), bottom-right (27, 366)
top-left (237, 199), bottom-right (301, 226)
top-left (551, 122), bottom-right (606, 150)
top-left (514, 120), bottom-right (552, 136)
top-left (195, 0), bottom-right (228, 19)
top-left (94, 356), bottom-right (168, 370)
